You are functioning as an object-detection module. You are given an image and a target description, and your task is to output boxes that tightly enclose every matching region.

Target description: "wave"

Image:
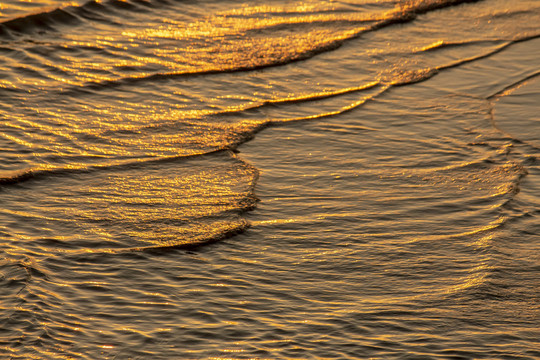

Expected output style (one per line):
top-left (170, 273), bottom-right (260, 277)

top-left (11, 40), bottom-right (536, 192)
top-left (488, 70), bottom-right (540, 100)
top-left (0, 8), bottom-right (80, 38)
top-left (72, 219), bottom-right (251, 257)
top-left (486, 4), bottom-right (540, 21)
top-left (418, 32), bottom-right (540, 57)
top-left (1, 150), bottom-right (260, 254)
top-left (3, 33), bottom-right (535, 196)
top-left (0, 0), bottom-right (479, 38)
top-left (2, 0), bottom-right (484, 94)
top-left (119, 0), bottom-right (482, 80)
top-left (127, 81), bottom-right (383, 132)
top-left (416, 39), bottom-right (507, 53)
top-left (0, 81), bottom-right (386, 190)
top-left (388, 33), bottom-right (540, 88)
top-left (0, 148), bottom-right (230, 188)
top-left (0, 0), bottom-right (159, 38)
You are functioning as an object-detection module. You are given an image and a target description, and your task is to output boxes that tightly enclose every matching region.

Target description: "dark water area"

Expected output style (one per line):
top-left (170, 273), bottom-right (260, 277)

top-left (0, 0), bottom-right (539, 358)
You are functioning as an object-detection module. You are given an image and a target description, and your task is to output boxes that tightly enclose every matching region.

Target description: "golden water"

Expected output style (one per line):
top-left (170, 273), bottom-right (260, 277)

top-left (0, 0), bottom-right (539, 358)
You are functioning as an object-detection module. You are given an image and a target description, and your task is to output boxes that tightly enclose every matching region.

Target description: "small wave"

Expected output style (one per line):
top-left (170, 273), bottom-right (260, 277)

top-left (2, 151), bottom-right (259, 255)
top-left (39, 0), bottom-right (483, 95)
top-left (399, 0), bottom-right (481, 15)
top-left (485, 5), bottom-right (540, 21)
top-left (195, 81), bottom-right (383, 123)
top-left (68, 37), bottom-right (367, 93)
top-left (0, 80), bottom-right (387, 190)
top-left (488, 70), bottom-right (540, 100)
top-left (387, 40), bottom-right (519, 87)
top-left (0, 148), bottom-right (233, 188)
top-left (0, 0), bottom-right (157, 38)
top-left (0, 8), bottom-right (80, 38)
top-left (37, 214), bottom-right (251, 258)
top-left (122, 219), bottom-right (251, 254)
top-left (417, 39), bottom-right (507, 53)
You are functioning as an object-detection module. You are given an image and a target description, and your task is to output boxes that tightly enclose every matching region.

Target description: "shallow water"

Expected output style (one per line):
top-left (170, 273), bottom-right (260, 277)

top-left (1, 0), bottom-right (539, 358)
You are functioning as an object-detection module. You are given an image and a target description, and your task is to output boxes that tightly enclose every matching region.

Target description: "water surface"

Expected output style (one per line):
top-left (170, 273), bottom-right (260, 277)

top-left (1, 0), bottom-right (539, 358)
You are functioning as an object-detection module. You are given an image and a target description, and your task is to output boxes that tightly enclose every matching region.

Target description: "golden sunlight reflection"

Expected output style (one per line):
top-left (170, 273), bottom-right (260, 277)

top-left (28, 0), bottom-right (405, 89)
top-left (445, 263), bottom-right (491, 295)
top-left (62, 157), bottom-right (257, 249)
top-left (2, 153), bottom-right (258, 253)
top-left (0, 0), bottom-right (539, 358)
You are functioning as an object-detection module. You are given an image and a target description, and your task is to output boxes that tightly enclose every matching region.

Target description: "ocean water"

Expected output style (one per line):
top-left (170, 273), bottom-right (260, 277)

top-left (1, 0), bottom-right (539, 358)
